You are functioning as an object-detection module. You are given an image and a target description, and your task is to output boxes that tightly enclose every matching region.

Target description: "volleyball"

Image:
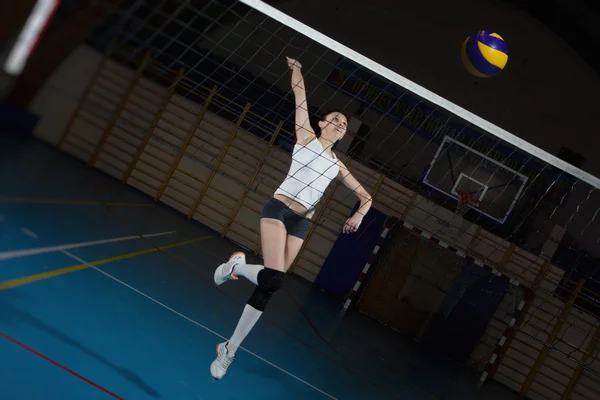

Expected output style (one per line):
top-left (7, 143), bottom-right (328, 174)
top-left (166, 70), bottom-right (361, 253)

top-left (461, 31), bottom-right (508, 78)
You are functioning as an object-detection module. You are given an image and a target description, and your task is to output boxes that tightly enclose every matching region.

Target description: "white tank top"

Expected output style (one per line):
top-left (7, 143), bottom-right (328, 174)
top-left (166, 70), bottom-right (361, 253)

top-left (274, 138), bottom-right (339, 211)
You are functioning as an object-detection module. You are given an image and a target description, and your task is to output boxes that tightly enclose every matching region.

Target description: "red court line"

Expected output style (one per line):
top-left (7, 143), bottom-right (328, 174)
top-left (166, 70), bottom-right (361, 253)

top-left (0, 331), bottom-right (123, 400)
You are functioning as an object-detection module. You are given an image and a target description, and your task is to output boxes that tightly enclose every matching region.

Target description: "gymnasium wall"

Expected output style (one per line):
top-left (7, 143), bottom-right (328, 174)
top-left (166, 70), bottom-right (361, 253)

top-left (27, 42), bottom-right (600, 400)
top-left (194, 2), bottom-right (600, 257)
top-left (493, 284), bottom-right (600, 400)
top-left (29, 44), bottom-right (415, 282)
top-left (28, 43), bottom-right (564, 285)
top-left (356, 221), bottom-right (600, 400)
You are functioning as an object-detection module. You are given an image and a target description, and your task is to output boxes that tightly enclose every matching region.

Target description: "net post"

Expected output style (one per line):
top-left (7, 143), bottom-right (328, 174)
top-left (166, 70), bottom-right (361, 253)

top-left (561, 322), bottom-right (600, 399)
top-left (187, 103), bottom-right (251, 220)
top-left (154, 84), bottom-right (218, 200)
top-left (519, 278), bottom-right (586, 397)
top-left (221, 120), bottom-right (282, 238)
top-left (57, 38), bottom-right (117, 149)
top-left (88, 50), bottom-right (151, 167)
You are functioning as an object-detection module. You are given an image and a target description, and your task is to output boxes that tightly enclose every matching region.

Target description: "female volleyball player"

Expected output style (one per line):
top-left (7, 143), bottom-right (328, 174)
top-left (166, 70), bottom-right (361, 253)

top-left (210, 56), bottom-right (372, 380)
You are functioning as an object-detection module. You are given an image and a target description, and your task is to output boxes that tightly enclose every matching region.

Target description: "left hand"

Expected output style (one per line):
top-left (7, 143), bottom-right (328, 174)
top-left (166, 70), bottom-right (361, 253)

top-left (343, 213), bottom-right (363, 234)
top-left (286, 56), bottom-right (302, 70)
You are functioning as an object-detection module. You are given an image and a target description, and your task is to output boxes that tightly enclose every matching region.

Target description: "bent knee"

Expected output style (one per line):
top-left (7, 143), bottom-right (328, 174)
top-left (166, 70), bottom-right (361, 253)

top-left (258, 268), bottom-right (285, 292)
top-left (247, 268), bottom-right (285, 311)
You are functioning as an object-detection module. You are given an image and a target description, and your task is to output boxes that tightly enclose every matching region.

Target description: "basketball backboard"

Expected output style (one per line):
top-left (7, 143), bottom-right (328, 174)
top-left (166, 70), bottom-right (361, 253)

top-left (423, 136), bottom-right (528, 224)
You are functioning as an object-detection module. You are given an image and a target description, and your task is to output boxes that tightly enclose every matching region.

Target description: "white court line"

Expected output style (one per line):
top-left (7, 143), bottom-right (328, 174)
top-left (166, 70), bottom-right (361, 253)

top-left (62, 249), bottom-right (339, 400)
top-left (239, 0), bottom-right (600, 190)
top-left (0, 231), bottom-right (175, 261)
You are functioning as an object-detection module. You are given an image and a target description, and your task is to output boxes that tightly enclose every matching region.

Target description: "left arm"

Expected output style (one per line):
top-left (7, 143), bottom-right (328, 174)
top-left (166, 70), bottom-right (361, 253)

top-left (337, 160), bottom-right (372, 234)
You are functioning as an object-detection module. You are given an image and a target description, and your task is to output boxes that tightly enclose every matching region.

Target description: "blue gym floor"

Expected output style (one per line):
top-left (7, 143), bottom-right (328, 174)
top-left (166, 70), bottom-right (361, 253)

top-left (0, 133), bottom-right (518, 399)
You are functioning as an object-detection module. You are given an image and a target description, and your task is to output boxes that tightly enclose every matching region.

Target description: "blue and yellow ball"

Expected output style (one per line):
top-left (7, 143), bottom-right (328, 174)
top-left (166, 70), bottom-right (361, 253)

top-left (461, 31), bottom-right (508, 78)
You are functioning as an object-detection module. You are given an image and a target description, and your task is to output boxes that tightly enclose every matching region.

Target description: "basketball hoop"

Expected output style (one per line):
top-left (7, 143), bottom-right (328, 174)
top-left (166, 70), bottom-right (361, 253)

top-left (456, 190), bottom-right (480, 218)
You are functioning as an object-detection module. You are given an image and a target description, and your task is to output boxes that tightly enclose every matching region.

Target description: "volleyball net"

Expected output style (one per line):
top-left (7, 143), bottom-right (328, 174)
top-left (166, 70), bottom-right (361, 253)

top-left (50, 1), bottom-right (600, 398)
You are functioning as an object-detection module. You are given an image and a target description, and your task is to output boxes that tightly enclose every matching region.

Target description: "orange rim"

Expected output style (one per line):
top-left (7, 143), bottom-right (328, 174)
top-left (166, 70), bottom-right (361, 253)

top-left (457, 191), bottom-right (480, 207)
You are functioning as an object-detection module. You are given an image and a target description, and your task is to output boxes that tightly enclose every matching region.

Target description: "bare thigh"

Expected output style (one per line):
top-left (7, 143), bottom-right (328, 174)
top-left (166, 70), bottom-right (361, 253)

top-left (284, 235), bottom-right (304, 271)
top-left (260, 218), bottom-right (288, 272)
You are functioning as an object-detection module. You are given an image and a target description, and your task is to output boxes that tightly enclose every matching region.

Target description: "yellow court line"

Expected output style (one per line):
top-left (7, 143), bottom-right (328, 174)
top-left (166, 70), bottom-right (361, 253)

top-left (0, 196), bottom-right (154, 207)
top-left (0, 236), bottom-right (212, 291)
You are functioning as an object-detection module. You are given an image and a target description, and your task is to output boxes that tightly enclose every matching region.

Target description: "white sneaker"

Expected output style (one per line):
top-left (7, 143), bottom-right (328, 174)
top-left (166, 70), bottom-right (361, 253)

top-left (210, 342), bottom-right (235, 380)
top-left (214, 252), bottom-right (246, 285)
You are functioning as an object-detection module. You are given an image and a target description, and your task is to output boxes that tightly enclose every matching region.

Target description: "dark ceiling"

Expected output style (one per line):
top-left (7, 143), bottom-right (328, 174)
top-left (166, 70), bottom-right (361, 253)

top-left (500, 0), bottom-right (600, 75)
top-left (54, 0), bottom-right (600, 76)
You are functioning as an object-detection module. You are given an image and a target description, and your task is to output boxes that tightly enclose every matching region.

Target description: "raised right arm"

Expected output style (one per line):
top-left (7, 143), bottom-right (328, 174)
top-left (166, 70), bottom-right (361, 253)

top-left (286, 56), bottom-right (316, 146)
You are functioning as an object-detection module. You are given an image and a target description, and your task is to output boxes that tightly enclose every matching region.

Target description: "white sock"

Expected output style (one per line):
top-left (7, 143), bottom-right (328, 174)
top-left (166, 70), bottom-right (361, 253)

top-left (233, 264), bottom-right (264, 285)
top-left (228, 304), bottom-right (263, 354)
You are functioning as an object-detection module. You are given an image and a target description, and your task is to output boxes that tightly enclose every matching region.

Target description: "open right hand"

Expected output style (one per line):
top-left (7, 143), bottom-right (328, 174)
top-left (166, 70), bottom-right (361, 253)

top-left (286, 56), bottom-right (302, 70)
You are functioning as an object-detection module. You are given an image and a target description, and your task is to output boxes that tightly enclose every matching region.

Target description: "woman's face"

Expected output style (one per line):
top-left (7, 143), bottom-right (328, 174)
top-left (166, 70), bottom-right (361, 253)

top-left (318, 112), bottom-right (348, 144)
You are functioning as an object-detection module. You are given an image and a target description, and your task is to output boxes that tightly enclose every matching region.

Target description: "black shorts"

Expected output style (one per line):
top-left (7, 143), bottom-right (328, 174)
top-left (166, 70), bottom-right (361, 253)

top-left (261, 198), bottom-right (310, 239)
